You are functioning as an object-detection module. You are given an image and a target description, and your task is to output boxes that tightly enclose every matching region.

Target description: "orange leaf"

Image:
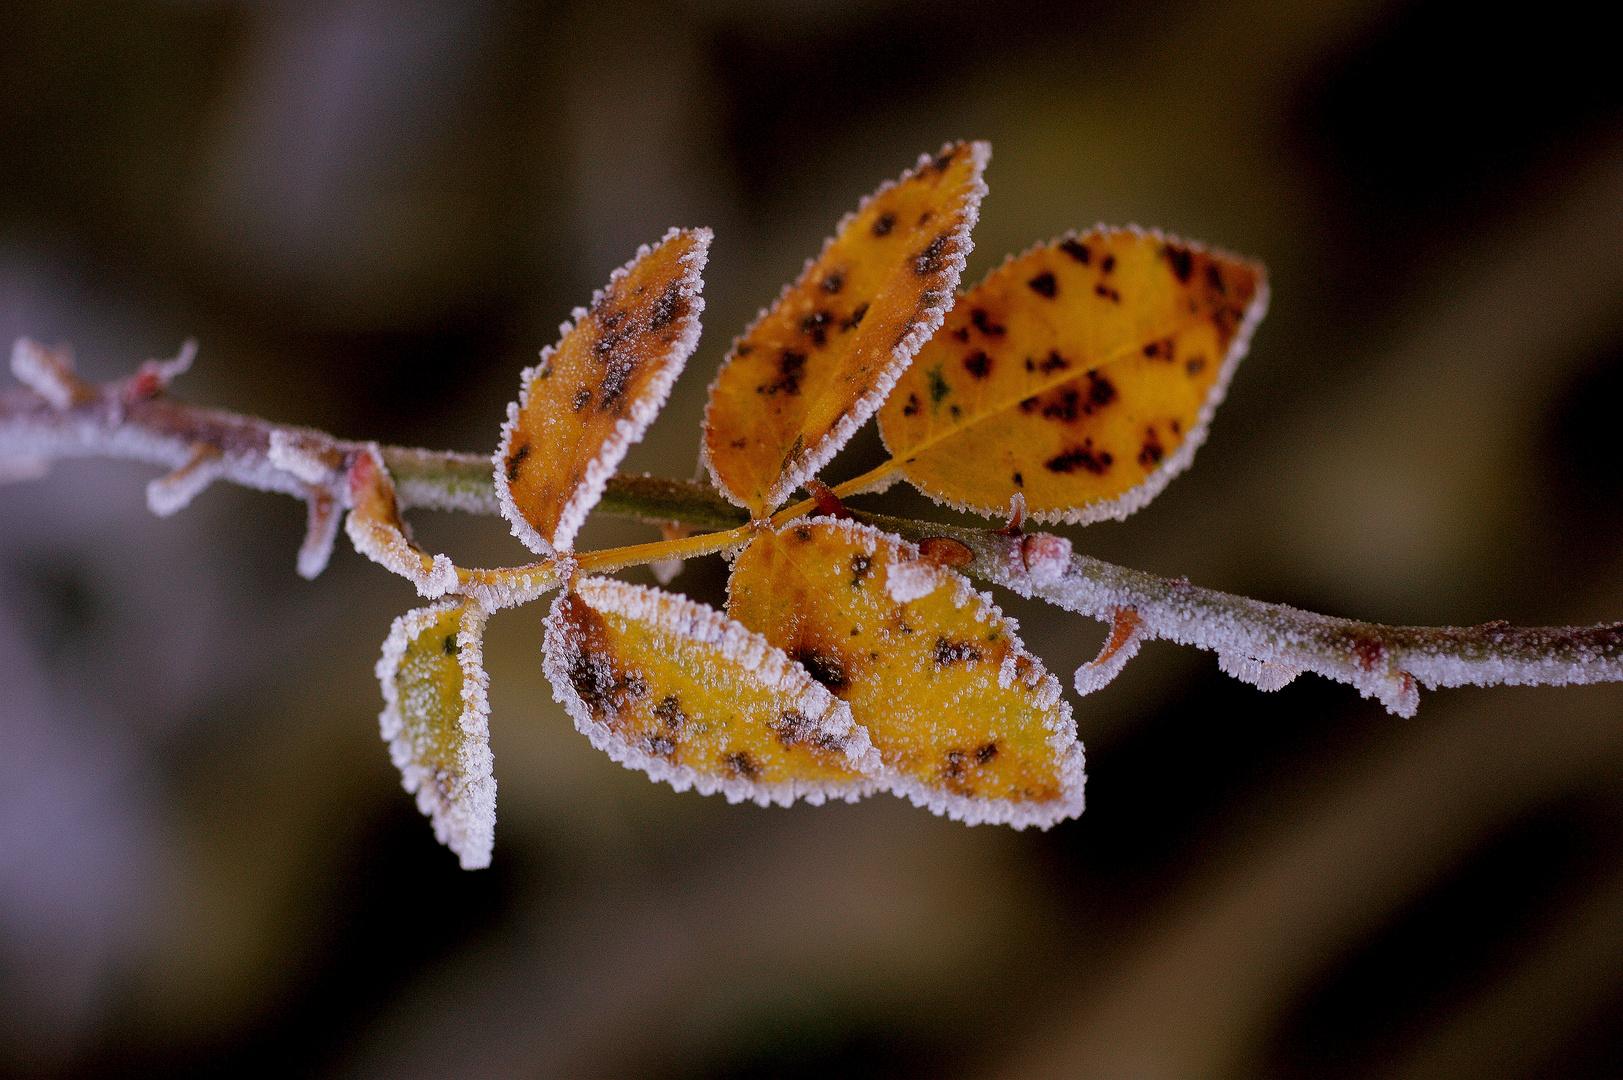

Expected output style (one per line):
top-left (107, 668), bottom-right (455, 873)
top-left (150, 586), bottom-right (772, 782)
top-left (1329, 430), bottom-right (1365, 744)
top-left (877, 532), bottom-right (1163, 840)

top-left (702, 142), bottom-right (989, 516)
top-left (376, 596), bottom-right (495, 869)
top-left (727, 518), bottom-right (1084, 828)
top-left (343, 445), bottom-right (458, 597)
top-left (544, 576), bottom-right (882, 806)
top-left (497, 227), bottom-right (711, 553)
top-left (877, 229), bottom-right (1267, 523)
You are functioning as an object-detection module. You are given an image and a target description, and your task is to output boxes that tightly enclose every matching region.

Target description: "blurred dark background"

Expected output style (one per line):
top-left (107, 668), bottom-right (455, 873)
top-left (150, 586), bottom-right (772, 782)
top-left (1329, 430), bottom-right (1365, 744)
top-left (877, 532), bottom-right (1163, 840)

top-left (4, 1), bottom-right (1623, 1077)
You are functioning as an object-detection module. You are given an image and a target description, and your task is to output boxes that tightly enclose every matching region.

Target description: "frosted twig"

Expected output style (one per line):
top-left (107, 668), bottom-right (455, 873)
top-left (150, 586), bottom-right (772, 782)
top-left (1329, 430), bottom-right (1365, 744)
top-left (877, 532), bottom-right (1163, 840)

top-left (861, 511), bottom-right (1623, 717)
top-left (8, 342), bottom-right (1623, 718)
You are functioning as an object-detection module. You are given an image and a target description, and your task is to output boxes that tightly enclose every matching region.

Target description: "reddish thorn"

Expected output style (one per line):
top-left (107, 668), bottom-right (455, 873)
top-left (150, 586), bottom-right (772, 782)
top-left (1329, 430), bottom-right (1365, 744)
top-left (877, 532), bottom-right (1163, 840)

top-left (1091, 607), bottom-right (1142, 666)
top-left (994, 492), bottom-right (1027, 537)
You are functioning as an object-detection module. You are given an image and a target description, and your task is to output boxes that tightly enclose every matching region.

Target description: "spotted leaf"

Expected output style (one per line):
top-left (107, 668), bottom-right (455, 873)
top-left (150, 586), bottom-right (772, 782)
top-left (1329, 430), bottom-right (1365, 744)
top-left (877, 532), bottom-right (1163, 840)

top-left (376, 596), bottom-right (495, 870)
top-left (727, 518), bottom-right (1084, 828)
top-left (702, 142), bottom-right (988, 516)
top-left (543, 576), bottom-right (883, 806)
top-left (877, 228), bottom-right (1267, 523)
top-left (497, 227), bottom-right (711, 554)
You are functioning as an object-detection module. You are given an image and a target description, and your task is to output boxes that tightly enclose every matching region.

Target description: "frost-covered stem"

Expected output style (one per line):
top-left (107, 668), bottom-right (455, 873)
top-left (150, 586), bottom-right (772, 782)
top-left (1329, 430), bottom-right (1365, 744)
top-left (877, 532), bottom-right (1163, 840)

top-left (859, 511), bottom-right (1623, 717)
top-left (10, 354), bottom-right (1623, 718)
top-left (0, 355), bottom-right (751, 527)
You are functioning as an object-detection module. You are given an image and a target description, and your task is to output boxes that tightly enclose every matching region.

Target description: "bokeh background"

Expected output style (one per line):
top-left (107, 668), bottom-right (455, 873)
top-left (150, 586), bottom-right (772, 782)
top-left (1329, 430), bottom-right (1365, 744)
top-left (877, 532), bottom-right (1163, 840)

top-left (4, 1), bottom-right (1623, 1076)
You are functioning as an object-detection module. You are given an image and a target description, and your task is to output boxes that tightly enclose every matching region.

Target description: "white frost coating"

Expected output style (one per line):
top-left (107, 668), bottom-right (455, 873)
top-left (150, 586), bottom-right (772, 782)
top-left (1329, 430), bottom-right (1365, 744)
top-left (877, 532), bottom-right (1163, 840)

top-left (145, 444), bottom-right (224, 516)
top-left (972, 530), bottom-right (1623, 717)
top-left (885, 560), bottom-right (939, 603)
top-left (543, 576), bottom-right (884, 808)
top-left (343, 445), bottom-right (460, 598)
top-left (885, 226), bottom-right (1270, 527)
top-left (11, 338), bottom-right (79, 409)
top-left (266, 429), bottom-right (335, 484)
top-left (701, 142), bottom-right (990, 511)
top-left (1217, 651), bottom-right (1304, 692)
top-left (297, 492), bottom-right (340, 580)
top-left (1074, 611), bottom-right (1149, 697)
top-left (459, 558), bottom-right (571, 612)
top-left (375, 598), bottom-right (496, 870)
top-left (495, 227), bottom-right (712, 554)
top-left (1021, 532), bottom-right (1072, 587)
top-left (785, 517), bottom-right (1085, 829)
top-left (137, 339), bottom-right (197, 388)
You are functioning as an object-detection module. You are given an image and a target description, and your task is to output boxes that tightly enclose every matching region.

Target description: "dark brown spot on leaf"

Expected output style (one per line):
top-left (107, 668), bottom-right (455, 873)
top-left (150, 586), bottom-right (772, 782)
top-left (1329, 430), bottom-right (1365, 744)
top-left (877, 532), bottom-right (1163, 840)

top-left (914, 233), bottom-right (951, 275)
top-left (571, 388), bottom-right (591, 411)
top-left (1060, 238), bottom-right (1091, 263)
top-left (850, 554), bottom-right (872, 586)
top-left (790, 647), bottom-right (847, 692)
top-left (1094, 284), bottom-right (1121, 302)
top-left (761, 350), bottom-right (807, 396)
top-left (933, 637), bottom-right (983, 665)
top-left (648, 280), bottom-right (687, 331)
top-left (1019, 396), bottom-right (1039, 413)
top-left (801, 310), bottom-right (832, 347)
top-left (839, 303), bottom-right (868, 332)
top-left (505, 443), bottom-right (530, 481)
top-left (963, 351), bottom-right (992, 379)
top-left (1012, 471), bottom-right (1023, 486)
top-left (1139, 430), bottom-right (1164, 467)
top-left (971, 308), bottom-right (1005, 337)
top-left (1042, 389), bottom-right (1082, 422)
top-left (654, 694), bottom-right (686, 733)
top-left (723, 751), bottom-right (759, 780)
top-left (1163, 245), bottom-right (1193, 284)
top-left (1040, 351), bottom-right (1069, 374)
top-left (1185, 356), bottom-right (1207, 376)
top-left (872, 212), bottom-right (894, 237)
top-left (442, 635), bottom-right (459, 656)
top-left (976, 741), bottom-right (999, 764)
top-left (951, 325), bottom-right (970, 342)
top-left (1206, 263), bottom-right (1225, 293)
top-left (767, 709), bottom-right (818, 748)
top-left (1088, 370), bottom-right (1117, 409)
top-left (1101, 254), bottom-right (1116, 274)
top-left (902, 392), bottom-right (920, 417)
top-left (1028, 271), bottom-right (1057, 298)
top-left (1045, 443), bottom-right (1113, 474)
top-left (821, 270), bottom-right (845, 294)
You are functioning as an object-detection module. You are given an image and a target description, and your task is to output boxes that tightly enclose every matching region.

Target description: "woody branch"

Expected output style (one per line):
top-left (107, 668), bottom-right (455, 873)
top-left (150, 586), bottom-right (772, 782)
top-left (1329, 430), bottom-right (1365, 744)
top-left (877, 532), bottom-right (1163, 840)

top-left (5, 337), bottom-right (1622, 717)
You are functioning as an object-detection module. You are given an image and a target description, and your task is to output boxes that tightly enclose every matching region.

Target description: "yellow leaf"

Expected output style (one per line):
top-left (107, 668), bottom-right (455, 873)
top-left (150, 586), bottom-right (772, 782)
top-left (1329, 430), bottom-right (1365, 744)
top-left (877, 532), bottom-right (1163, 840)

top-left (376, 596), bottom-right (495, 869)
top-left (497, 227), bottom-right (711, 553)
top-left (727, 518), bottom-right (1084, 828)
top-left (544, 576), bottom-right (883, 805)
top-left (877, 228), bottom-right (1267, 523)
top-left (702, 142), bottom-right (989, 516)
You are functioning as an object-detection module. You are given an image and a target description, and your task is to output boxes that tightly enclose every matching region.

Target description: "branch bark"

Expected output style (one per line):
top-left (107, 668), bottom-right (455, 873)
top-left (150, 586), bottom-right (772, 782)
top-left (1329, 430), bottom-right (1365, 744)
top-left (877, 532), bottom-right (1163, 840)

top-left (6, 343), bottom-right (1621, 716)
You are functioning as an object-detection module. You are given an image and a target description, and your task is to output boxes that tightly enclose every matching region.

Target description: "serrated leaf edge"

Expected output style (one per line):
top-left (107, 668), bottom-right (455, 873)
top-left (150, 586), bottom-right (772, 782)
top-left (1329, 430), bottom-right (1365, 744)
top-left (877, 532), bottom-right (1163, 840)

top-left (544, 574), bottom-right (886, 807)
top-left (738, 516), bottom-right (1087, 829)
top-left (880, 225), bottom-right (1269, 526)
top-left (376, 597), bottom-right (496, 869)
top-left (699, 141), bottom-right (990, 514)
top-left (494, 226), bottom-right (712, 554)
